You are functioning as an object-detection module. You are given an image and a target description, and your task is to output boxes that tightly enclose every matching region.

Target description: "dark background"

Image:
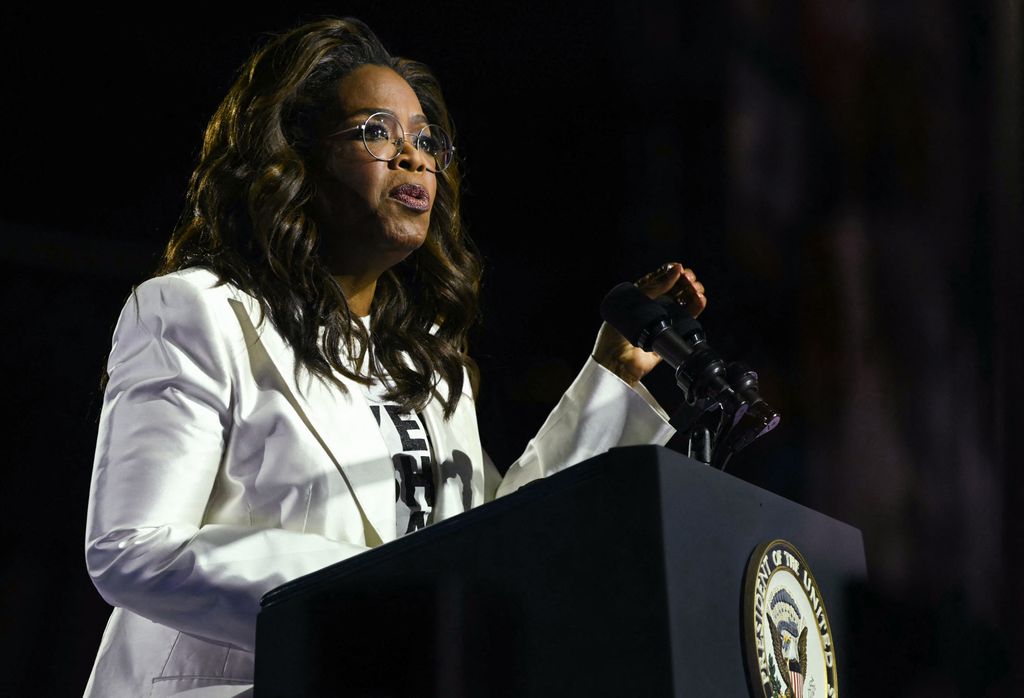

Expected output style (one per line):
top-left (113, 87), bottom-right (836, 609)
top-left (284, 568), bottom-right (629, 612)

top-left (2, 1), bottom-right (1020, 695)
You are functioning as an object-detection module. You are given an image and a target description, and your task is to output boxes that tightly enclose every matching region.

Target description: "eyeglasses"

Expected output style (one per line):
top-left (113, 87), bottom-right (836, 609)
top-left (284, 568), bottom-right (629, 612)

top-left (327, 111), bottom-right (455, 173)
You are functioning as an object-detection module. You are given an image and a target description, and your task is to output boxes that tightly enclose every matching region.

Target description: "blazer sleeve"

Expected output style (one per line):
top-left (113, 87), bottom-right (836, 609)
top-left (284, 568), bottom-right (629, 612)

top-left (85, 275), bottom-right (365, 652)
top-left (495, 356), bottom-right (676, 497)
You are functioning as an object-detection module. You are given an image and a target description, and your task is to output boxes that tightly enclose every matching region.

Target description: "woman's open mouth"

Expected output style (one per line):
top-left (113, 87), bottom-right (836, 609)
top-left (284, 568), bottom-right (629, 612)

top-left (389, 183), bottom-right (430, 212)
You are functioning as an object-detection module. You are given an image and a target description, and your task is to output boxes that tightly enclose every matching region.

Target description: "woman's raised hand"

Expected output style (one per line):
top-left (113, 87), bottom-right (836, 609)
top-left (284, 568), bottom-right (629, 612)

top-left (592, 262), bottom-right (707, 385)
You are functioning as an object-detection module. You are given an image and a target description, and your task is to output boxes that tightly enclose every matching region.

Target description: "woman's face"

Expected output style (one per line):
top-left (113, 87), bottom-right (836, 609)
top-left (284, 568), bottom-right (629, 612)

top-left (315, 64), bottom-right (438, 275)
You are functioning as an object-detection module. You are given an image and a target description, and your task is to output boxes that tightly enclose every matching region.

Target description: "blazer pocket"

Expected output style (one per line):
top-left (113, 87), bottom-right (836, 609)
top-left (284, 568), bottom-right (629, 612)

top-left (150, 675), bottom-right (252, 697)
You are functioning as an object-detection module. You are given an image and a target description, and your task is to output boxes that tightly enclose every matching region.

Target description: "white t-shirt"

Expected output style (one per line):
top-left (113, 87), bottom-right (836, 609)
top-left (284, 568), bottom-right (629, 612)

top-left (354, 317), bottom-right (436, 536)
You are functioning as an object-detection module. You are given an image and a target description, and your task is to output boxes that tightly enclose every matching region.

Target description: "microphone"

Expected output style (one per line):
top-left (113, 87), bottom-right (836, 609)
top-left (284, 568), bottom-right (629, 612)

top-left (599, 282), bottom-right (732, 405)
top-left (654, 293), bottom-right (779, 445)
top-left (600, 282), bottom-right (780, 466)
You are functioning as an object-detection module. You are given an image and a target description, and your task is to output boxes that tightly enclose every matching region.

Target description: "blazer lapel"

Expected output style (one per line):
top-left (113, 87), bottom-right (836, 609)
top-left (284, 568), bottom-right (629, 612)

top-left (419, 371), bottom-right (485, 520)
top-left (227, 298), bottom-right (396, 546)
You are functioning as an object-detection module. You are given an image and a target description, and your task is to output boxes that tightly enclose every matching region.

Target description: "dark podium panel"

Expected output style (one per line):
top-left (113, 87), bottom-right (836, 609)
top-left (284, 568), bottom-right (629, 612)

top-left (255, 445), bottom-right (866, 697)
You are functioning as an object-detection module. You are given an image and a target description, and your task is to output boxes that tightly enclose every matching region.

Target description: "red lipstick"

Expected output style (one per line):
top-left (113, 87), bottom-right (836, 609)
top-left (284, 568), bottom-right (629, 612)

top-left (389, 183), bottom-right (430, 211)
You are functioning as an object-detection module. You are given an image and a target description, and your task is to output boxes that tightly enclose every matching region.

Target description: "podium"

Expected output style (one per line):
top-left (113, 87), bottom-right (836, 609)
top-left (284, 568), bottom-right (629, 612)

top-left (255, 446), bottom-right (866, 696)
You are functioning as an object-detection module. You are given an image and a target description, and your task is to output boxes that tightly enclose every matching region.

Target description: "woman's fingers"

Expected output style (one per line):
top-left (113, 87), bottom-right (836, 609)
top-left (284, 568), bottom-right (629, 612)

top-left (636, 262), bottom-right (707, 318)
top-left (595, 262), bottom-right (707, 383)
top-left (636, 262), bottom-right (683, 298)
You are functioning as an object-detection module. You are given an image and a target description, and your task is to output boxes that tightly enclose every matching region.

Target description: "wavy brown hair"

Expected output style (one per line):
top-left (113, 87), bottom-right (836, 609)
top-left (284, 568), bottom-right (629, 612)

top-left (159, 17), bottom-right (481, 418)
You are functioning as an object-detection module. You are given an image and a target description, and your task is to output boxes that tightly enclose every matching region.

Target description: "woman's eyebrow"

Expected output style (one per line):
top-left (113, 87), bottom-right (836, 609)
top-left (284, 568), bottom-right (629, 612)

top-left (341, 107), bottom-right (429, 125)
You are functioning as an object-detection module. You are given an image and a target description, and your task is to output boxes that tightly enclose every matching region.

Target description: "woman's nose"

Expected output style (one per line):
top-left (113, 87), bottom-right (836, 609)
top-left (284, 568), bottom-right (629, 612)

top-left (393, 138), bottom-right (430, 172)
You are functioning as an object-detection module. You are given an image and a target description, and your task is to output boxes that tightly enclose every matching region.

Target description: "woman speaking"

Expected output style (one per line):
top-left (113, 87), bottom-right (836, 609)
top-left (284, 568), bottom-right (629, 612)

top-left (83, 17), bottom-right (706, 697)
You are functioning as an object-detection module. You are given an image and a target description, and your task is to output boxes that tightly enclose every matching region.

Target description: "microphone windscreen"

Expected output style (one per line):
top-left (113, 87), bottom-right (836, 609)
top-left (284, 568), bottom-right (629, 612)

top-left (599, 282), bottom-right (668, 345)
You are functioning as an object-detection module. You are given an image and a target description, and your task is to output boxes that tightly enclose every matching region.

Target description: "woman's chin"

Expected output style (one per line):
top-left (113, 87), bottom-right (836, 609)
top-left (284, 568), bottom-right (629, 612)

top-left (365, 232), bottom-right (424, 271)
top-left (381, 226), bottom-right (429, 254)
top-left (319, 220), bottom-right (429, 274)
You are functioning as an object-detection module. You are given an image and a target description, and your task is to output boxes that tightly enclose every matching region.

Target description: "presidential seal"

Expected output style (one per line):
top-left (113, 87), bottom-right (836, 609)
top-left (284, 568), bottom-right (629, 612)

top-left (742, 540), bottom-right (838, 698)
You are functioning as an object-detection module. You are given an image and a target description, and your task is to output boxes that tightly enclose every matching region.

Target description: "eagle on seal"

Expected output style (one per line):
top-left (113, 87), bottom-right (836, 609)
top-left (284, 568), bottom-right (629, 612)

top-left (768, 600), bottom-right (808, 697)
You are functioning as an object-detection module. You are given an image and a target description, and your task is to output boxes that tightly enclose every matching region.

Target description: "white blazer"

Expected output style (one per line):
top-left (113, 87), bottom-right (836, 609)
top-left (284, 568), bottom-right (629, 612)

top-left (84, 267), bottom-right (675, 697)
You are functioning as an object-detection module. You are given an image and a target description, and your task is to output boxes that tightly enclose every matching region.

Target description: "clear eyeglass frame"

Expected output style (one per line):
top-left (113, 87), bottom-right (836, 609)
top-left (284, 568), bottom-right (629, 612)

top-left (328, 111), bottom-right (455, 173)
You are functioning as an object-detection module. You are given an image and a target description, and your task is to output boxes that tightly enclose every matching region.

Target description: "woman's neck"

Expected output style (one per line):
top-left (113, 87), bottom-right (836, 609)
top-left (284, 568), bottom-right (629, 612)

top-left (334, 273), bottom-right (377, 317)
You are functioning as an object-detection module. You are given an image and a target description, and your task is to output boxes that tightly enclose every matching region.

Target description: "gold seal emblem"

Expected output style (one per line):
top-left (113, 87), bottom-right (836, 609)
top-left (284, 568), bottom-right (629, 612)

top-left (743, 540), bottom-right (839, 698)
